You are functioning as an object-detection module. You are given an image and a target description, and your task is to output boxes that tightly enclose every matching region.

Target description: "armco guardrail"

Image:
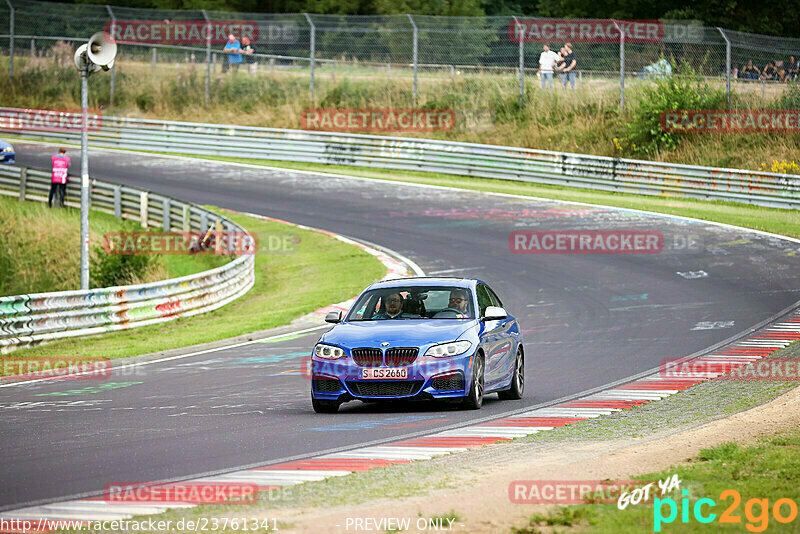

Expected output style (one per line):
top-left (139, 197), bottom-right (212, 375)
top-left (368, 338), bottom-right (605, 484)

top-left (0, 165), bottom-right (255, 353)
top-left (2, 110), bottom-right (799, 209)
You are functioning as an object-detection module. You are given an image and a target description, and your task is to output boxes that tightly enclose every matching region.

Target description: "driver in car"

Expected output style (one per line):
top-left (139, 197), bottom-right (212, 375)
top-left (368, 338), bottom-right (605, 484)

top-left (373, 292), bottom-right (420, 319)
top-left (448, 289), bottom-right (470, 318)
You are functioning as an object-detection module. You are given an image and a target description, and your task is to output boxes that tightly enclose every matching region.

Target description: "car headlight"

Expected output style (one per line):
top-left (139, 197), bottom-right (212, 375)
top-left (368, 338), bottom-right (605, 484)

top-left (425, 340), bottom-right (472, 358)
top-left (1, 147), bottom-right (12, 153)
top-left (314, 343), bottom-right (345, 360)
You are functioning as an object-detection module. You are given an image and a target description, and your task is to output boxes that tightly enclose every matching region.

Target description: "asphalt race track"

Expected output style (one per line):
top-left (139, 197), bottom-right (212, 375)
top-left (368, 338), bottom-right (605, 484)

top-left (2, 144), bottom-right (799, 509)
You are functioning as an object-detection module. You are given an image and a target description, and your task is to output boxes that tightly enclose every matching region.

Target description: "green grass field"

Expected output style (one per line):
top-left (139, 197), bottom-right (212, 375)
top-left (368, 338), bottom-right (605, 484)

top-left (0, 196), bottom-right (227, 295)
top-left (513, 428), bottom-right (800, 533)
top-left (3, 206), bottom-right (386, 365)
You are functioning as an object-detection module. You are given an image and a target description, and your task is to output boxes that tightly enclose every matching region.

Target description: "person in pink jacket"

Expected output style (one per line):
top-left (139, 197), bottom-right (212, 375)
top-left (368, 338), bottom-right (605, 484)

top-left (50, 148), bottom-right (70, 208)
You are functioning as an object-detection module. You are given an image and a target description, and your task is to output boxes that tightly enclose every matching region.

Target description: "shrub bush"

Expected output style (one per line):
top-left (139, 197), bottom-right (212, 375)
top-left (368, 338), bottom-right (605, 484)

top-left (624, 70), bottom-right (727, 156)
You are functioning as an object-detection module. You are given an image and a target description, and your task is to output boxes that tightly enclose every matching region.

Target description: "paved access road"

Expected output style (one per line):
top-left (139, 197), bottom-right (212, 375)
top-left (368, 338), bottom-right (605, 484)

top-left (2, 145), bottom-right (798, 509)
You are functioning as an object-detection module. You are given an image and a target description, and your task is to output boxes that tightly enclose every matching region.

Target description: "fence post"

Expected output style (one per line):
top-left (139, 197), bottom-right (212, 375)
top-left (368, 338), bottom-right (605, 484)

top-left (182, 204), bottom-right (190, 231)
top-left (612, 19), bottom-right (625, 110)
top-left (29, 38), bottom-right (33, 56)
top-left (717, 27), bottom-right (731, 109)
top-left (331, 61), bottom-right (335, 82)
top-left (513, 16), bottom-right (524, 105)
top-left (139, 191), bottom-right (149, 228)
top-left (113, 185), bottom-right (121, 218)
top-left (304, 13), bottom-right (315, 101)
top-left (162, 197), bottom-right (171, 231)
top-left (202, 9), bottom-right (211, 103)
top-left (18, 167), bottom-right (26, 202)
top-left (408, 14), bottom-right (418, 104)
top-left (5, 0), bottom-right (13, 79)
top-left (106, 5), bottom-right (116, 106)
top-left (151, 47), bottom-right (156, 73)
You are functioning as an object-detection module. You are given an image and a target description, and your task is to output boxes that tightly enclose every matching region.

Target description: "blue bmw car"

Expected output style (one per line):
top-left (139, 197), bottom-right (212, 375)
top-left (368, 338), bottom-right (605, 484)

top-left (0, 140), bottom-right (14, 164)
top-left (310, 278), bottom-right (524, 413)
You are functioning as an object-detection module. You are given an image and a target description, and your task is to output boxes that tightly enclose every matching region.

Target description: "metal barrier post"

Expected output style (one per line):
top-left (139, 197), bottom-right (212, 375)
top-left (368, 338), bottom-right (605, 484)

top-left (613, 19), bottom-right (625, 110)
top-left (408, 14), bottom-right (418, 103)
top-left (139, 191), bottom-right (148, 228)
top-left (162, 198), bottom-right (171, 231)
top-left (717, 27), bottom-right (731, 109)
top-left (182, 204), bottom-right (190, 231)
top-left (5, 0), bottom-right (13, 79)
top-left (202, 9), bottom-right (211, 103)
top-left (304, 13), bottom-right (316, 101)
top-left (151, 47), bottom-right (156, 73)
top-left (106, 5), bottom-right (116, 106)
top-left (18, 167), bottom-right (26, 201)
top-left (113, 185), bottom-right (121, 218)
top-left (513, 16), bottom-right (524, 105)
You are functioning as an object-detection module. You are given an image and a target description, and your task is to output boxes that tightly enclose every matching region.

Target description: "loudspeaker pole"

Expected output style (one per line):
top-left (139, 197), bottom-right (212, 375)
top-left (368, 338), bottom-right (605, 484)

top-left (80, 64), bottom-right (90, 290)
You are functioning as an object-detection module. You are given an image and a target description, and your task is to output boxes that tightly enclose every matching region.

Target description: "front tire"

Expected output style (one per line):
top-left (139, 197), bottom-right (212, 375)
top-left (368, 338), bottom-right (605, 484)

top-left (498, 346), bottom-right (524, 400)
top-left (312, 397), bottom-right (340, 413)
top-left (462, 353), bottom-right (485, 410)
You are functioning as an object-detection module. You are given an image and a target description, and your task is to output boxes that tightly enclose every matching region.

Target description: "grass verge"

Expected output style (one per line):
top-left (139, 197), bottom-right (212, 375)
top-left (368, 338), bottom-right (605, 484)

top-left (513, 427), bottom-right (800, 533)
top-left (0, 195), bottom-right (226, 295)
top-left (3, 207), bottom-right (385, 365)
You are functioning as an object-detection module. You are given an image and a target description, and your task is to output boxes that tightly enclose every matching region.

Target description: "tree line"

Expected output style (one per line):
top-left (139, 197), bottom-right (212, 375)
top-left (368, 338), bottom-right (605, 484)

top-left (42, 0), bottom-right (800, 38)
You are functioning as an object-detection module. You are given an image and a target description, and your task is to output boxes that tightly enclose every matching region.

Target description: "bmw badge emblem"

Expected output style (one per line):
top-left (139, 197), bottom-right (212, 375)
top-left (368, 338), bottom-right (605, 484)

top-left (381, 342), bottom-right (390, 347)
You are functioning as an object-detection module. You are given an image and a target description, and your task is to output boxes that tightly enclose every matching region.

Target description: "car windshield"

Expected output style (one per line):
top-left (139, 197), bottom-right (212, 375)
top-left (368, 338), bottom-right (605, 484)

top-left (346, 286), bottom-right (475, 321)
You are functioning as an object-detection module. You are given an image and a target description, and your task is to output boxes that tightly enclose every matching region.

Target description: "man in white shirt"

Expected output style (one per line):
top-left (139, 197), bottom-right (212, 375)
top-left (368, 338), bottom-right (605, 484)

top-left (537, 44), bottom-right (560, 89)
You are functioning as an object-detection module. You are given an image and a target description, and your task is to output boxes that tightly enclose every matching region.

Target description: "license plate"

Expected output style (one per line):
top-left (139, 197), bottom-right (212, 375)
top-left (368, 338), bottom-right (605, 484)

top-left (361, 367), bottom-right (408, 380)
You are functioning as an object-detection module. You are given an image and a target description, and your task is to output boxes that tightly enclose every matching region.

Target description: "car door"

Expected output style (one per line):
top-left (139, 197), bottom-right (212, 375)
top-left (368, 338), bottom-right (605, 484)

top-left (477, 284), bottom-right (509, 389)
top-left (484, 284), bottom-right (516, 388)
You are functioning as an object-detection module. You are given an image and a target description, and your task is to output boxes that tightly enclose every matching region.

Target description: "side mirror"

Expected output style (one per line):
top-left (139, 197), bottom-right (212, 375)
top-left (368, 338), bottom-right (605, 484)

top-left (325, 311), bottom-right (342, 324)
top-left (482, 306), bottom-right (507, 321)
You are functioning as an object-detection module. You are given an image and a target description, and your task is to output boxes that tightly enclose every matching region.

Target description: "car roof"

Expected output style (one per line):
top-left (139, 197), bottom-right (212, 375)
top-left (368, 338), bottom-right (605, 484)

top-left (366, 277), bottom-right (483, 290)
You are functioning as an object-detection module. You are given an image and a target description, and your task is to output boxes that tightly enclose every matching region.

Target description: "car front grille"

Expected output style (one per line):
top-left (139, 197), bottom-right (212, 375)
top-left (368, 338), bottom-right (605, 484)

top-left (351, 348), bottom-right (383, 367)
top-left (431, 373), bottom-right (465, 391)
top-left (313, 378), bottom-right (342, 393)
top-left (346, 380), bottom-right (424, 397)
top-left (384, 347), bottom-right (418, 366)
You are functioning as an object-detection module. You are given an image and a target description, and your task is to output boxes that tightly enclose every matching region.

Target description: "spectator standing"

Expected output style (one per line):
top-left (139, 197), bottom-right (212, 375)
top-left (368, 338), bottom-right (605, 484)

top-left (560, 43), bottom-right (577, 89)
top-left (49, 148), bottom-right (70, 208)
top-left (537, 44), bottom-right (560, 89)
top-left (223, 34), bottom-right (242, 74)
top-left (241, 37), bottom-right (256, 75)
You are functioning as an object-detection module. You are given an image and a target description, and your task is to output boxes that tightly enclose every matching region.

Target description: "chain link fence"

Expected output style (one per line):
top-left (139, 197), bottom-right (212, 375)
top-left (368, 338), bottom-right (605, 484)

top-left (1, 0), bottom-right (799, 120)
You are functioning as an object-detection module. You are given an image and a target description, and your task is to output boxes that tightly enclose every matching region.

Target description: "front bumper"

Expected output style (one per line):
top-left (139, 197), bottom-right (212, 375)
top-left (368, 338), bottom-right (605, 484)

top-left (311, 352), bottom-right (473, 401)
top-left (1, 152), bottom-right (15, 164)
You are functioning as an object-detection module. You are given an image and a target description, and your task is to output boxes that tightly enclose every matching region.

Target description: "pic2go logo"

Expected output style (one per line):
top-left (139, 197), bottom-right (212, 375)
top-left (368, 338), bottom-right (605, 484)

top-left (653, 490), bottom-right (798, 532)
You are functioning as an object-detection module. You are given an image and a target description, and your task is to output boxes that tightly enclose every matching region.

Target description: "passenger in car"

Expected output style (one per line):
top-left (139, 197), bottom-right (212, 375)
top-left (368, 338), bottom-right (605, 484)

top-left (373, 293), bottom-right (421, 319)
